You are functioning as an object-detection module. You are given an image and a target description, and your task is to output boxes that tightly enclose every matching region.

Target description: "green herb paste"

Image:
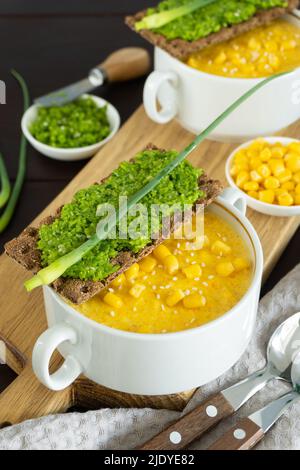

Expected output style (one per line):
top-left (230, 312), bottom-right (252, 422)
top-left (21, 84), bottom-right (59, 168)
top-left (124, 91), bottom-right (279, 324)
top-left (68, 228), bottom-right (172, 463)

top-left (146, 0), bottom-right (288, 42)
top-left (38, 149), bottom-right (204, 281)
top-left (30, 97), bottom-right (110, 148)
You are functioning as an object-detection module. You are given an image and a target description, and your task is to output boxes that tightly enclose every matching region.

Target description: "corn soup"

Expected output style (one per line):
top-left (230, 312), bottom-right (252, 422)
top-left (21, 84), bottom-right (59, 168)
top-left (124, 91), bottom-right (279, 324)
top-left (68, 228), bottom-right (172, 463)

top-left (73, 212), bottom-right (252, 334)
top-left (186, 19), bottom-right (300, 79)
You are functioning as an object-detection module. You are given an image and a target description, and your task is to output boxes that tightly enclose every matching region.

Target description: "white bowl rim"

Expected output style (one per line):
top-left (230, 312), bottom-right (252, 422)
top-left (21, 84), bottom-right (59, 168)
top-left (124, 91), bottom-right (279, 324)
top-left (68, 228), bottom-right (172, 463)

top-left (225, 136), bottom-right (300, 216)
top-left (21, 94), bottom-right (120, 154)
top-left (157, 13), bottom-right (300, 84)
top-left (45, 197), bottom-right (263, 341)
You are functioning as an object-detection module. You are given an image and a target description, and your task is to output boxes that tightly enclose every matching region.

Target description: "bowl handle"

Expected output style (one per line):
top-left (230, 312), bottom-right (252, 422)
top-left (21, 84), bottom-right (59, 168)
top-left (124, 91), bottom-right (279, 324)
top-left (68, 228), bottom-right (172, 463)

top-left (32, 324), bottom-right (83, 391)
top-left (143, 71), bottom-right (178, 124)
top-left (220, 188), bottom-right (247, 216)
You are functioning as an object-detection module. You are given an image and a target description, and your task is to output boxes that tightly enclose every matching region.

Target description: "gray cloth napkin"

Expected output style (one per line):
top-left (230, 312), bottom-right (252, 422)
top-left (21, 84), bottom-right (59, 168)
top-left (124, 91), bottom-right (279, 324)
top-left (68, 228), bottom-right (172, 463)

top-left (0, 264), bottom-right (300, 450)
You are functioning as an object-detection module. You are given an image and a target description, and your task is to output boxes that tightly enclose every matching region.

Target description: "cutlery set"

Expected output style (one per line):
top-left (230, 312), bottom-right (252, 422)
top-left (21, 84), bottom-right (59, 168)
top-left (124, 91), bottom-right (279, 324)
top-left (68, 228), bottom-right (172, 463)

top-left (139, 312), bottom-right (300, 450)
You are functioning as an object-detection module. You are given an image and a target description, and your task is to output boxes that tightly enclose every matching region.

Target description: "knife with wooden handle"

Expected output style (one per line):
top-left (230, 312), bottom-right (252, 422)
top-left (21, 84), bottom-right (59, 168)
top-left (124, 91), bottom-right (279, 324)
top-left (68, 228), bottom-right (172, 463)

top-left (35, 47), bottom-right (151, 107)
top-left (137, 366), bottom-right (276, 450)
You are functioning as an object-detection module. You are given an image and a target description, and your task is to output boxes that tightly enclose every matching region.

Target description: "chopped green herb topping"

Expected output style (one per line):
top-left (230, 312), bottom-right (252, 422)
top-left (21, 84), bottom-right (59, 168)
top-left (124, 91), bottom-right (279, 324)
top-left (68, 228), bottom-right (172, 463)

top-left (38, 149), bottom-right (204, 281)
top-left (145, 0), bottom-right (288, 42)
top-left (30, 97), bottom-right (110, 148)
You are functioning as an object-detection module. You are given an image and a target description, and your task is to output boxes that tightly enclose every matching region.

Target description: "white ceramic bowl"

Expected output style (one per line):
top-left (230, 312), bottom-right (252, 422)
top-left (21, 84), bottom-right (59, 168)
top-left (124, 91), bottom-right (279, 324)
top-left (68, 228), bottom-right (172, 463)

top-left (143, 14), bottom-right (300, 142)
top-left (226, 136), bottom-right (300, 217)
top-left (32, 189), bottom-right (263, 395)
top-left (21, 94), bottom-right (120, 161)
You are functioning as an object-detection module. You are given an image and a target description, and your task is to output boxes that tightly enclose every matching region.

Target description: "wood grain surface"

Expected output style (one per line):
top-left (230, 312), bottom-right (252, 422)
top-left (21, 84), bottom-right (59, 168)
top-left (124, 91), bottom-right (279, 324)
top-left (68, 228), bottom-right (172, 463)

top-left (0, 104), bottom-right (299, 424)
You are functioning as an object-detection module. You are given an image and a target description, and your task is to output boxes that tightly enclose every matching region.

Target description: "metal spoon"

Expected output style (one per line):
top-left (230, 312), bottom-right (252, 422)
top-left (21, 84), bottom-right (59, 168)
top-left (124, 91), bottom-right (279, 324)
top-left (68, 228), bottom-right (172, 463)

top-left (139, 312), bottom-right (300, 450)
top-left (209, 350), bottom-right (300, 450)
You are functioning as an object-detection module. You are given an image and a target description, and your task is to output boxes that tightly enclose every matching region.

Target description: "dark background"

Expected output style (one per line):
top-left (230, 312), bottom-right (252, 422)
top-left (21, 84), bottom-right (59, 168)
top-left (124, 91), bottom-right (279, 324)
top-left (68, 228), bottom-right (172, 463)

top-left (0, 0), bottom-right (299, 392)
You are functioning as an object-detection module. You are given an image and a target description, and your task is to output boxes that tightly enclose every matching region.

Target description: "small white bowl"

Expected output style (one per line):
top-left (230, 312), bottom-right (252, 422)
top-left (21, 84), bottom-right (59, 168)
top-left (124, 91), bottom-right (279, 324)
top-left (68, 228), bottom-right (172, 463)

top-left (226, 136), bottom-right (300, 217)
top-left (21, 94), bottom-right (120, 161)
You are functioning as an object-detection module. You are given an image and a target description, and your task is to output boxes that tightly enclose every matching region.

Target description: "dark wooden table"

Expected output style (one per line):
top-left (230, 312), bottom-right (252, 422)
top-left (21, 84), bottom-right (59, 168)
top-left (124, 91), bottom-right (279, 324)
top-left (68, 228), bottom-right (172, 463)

top-left (0, 0), bottom-right (299, 395)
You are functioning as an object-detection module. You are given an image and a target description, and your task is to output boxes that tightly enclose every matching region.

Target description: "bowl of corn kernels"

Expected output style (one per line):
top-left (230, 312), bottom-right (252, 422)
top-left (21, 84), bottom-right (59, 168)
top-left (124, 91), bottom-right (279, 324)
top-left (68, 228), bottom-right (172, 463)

top-left (226, 137), bottom-right (300, 217)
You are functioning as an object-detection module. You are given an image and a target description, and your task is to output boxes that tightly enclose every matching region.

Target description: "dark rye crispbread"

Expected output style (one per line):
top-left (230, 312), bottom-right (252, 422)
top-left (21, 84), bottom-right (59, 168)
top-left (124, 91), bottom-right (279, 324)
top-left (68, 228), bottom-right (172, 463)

top-left (126, 0), bottom-right (299, 60)
top-left (5, 145), bottom-right (222, 305)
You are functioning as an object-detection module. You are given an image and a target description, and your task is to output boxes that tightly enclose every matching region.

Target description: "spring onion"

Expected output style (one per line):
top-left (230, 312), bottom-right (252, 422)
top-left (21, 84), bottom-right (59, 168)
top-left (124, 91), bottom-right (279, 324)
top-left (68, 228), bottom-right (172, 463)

top-left (0, 70), bottom-right (30, 233)
top-left (0, 153), bottom-right (10, 209)
top-left (24, 70), bottom-right (290, 292)
top-left (135, 0), bottom-right (218, 31)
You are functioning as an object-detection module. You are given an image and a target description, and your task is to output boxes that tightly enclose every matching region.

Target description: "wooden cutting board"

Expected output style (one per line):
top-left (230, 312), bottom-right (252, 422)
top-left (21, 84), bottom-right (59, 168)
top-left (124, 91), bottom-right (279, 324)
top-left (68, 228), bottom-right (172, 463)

top-left (0, 106), bottom-right (299, 426)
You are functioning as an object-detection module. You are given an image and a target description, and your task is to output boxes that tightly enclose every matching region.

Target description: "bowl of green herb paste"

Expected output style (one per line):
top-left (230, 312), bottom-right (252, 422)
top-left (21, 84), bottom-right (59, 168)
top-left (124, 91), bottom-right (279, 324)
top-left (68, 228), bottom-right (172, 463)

top-left (22, 94), bottom-right (120, 161)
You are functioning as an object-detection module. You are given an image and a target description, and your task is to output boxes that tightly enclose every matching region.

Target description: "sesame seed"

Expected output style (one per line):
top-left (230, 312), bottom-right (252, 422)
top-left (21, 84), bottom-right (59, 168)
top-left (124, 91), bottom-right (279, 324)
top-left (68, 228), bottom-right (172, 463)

top-left (208, 275), bottom-right (214, 280)
top-left (195, 277), bottom-right (200, 281)
top-left (172, 277), bottom-right (178, 281)
top-left (156, 294), bottom-right (161, 300)
top-left (108, 288), bottom-right (114, 293)
top-left (201, 262), bottom-right (206, 267)
top-left (110, 311), bottom-right (116, 317)
top-left (152, 285), bottom-right (157, 290)
top-left (202, 282), bottom-right (208, 287)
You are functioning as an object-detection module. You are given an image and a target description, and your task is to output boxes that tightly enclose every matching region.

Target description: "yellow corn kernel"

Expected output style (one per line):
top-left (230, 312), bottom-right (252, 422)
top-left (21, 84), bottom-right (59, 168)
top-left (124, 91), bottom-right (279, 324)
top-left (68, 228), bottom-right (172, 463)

top-left (125, 263), bottom-right (140, 282)
top-left (103, 292), bottom-right (123, 309)
top-left (166, 289), bottom-right (185, 307)
top-left (111, 273), bottom-right (126, 288)
top-left (257, 164), bottom-right (271, 178)
top-left (268, 54), bottom-right (280, 69)
top-left (216, 262), bottom-right (235, 277)
top-left (294, 194), bottom-right (300, 205)
top-left (278, 192), bottom-right (294, 206)
top-left (277, 169), bottom-right (292, 184)
top-left (248, 38), bottom-right (261, 50)
top-left (236, 171), bottom-right (250, 188)
top-left (163, 255), bottom-right (179, 274)
top-left (233, 257), bottom-right (250, 271)
top-left (259, 148), bottom-right (272, 162)
top-left (211, 240), bottom-right (232, 256)
top-left (249, 139), bottom-right (266, 152)
top-left (214, 51), bottom-right (227, 64)
top-left (271, 146), bottom-right (286, 159)
top-left (269, 159), bottom-right (285, 177)
top-left (129, 283), bottom-right (146, 299)
top-left (294, 171), bottom-right (300, 184)
top-left (250, 170), bottom-right (263, 183)
top-left (250, 156), bottom-right (262, 169)
top-left (281, 39), bottom-right (297, 51)
top-left (153, 245), bottom-right (171, 262)
top-left (264, 176), bottom-right (280, 190)
top-left (248, 190), bottom-right (259, 199)
top-left (288, 142), bottom-right (300, 154)
top-left (244, 181), bottom-right (259, 192)
top-left (234, 150), bottom-right (248, 165)
top-left (275, 187), bottom-right (285, 197)
top-left (285, 153), bottom-right (300, 173)
top-left (230, 165), bottom-right (239, 177)
top-left (139, 256), bottom-right (157, 273)
top-left (259, 190), bottom-right (275, 204)
top-left (281, 181), bottom-right (295, 191)
top-left (183, 293), bottom-right (206, 309)
top-left (296, 183), bottom-right (300, 195)
top-left (182, 264), bottom-right (202, 279)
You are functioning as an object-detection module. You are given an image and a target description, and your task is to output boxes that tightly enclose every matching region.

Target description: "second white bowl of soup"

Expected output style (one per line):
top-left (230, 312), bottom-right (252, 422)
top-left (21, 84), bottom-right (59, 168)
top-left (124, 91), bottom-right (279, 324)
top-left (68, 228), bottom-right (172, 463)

top-left (143, 16), bottom-right (300, 142)
top-left (32, 189), bottom-right (263, 395)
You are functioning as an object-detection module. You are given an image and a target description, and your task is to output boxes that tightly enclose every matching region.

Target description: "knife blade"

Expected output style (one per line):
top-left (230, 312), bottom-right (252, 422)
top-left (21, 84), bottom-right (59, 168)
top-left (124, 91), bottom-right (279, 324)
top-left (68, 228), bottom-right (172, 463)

top-left (34, 70), bottom-right (105, 107)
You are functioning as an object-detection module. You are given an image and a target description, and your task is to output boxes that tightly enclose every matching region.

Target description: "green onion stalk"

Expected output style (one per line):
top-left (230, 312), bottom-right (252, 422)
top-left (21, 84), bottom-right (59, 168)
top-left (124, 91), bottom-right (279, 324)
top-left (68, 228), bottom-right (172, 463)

top-left (0, 152), bottom-right (10, 209)
top-left (24, 71), bottom-right (290, 292)
top-left (0, 70), bottom-right (30, 233)
top-left (135, 0), bottom-right (218, 31)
